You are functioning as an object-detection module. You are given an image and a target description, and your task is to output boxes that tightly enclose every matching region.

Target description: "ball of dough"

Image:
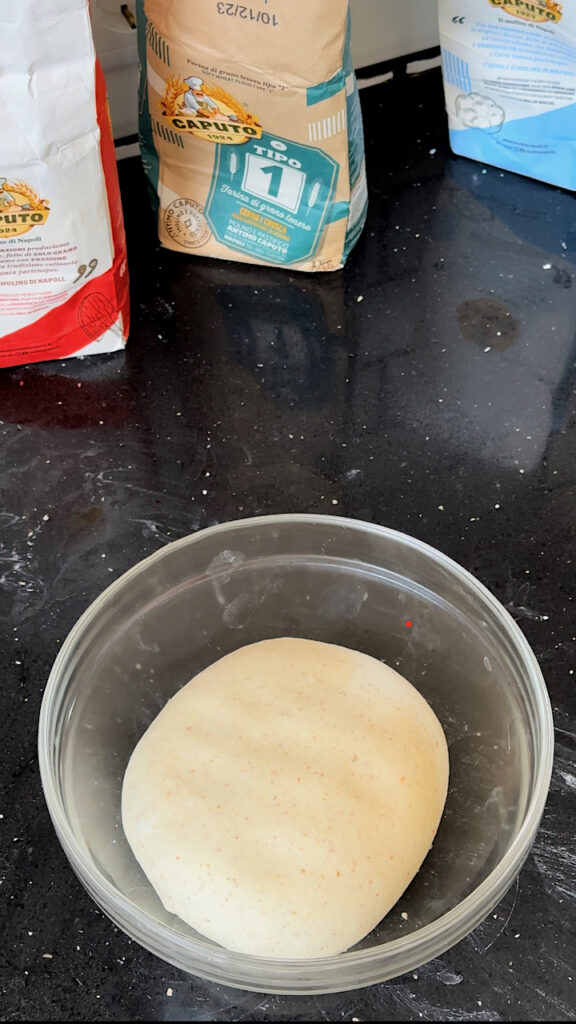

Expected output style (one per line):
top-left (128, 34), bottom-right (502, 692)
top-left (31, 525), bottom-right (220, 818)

top-left (122, 638), bottom-right (449, 959)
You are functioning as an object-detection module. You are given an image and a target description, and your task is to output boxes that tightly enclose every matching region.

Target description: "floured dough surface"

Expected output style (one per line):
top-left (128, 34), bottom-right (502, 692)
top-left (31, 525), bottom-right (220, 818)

top-left (121, 638), bottom-right (449, 958)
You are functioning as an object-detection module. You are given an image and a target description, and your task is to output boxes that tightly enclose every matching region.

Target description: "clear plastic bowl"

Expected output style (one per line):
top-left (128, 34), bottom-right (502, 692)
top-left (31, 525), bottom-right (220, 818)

top-left (38, 515), bottom-right (553, 994)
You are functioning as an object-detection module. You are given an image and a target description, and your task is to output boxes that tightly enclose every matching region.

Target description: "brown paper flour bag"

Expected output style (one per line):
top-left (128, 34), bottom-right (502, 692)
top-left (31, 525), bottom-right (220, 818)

top-left (136, 0), bottom-right (367, 271)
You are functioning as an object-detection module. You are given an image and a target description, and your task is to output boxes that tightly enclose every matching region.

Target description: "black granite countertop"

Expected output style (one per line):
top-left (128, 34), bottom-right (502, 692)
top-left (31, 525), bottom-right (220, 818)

top-left (1, 68), bottom-right (575, 1022)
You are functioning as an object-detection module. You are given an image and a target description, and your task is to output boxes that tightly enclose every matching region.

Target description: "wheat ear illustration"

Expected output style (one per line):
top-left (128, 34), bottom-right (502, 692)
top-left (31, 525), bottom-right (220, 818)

top-left (229, 152), bottom-right (240, 180)
top-left (306, 179), bottom-right (322, 214)
top-left (161, 76), bottom-right (188, 117)
top-left (12, 181), bottom-right (49, 210)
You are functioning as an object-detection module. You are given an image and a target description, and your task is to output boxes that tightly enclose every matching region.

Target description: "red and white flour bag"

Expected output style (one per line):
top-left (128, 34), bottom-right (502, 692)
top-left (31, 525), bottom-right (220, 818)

top-left (0, 0), bottom-right (130, 369)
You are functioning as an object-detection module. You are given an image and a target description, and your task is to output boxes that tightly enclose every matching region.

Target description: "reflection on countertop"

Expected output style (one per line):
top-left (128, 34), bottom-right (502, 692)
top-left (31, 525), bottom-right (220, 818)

top-left (0, 68), bottom-right (574, 1023)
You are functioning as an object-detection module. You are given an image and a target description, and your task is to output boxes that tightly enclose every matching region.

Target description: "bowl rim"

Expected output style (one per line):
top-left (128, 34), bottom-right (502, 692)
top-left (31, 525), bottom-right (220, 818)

top-left (38, 513), bottom-right (555, 989)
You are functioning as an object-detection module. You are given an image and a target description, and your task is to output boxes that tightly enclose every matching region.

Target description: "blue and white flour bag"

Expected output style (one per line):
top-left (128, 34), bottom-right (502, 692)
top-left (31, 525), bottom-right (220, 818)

top-left (136, 0), bottom-right (367, 271)
top-left (439, 0), bottom-right (576, 189)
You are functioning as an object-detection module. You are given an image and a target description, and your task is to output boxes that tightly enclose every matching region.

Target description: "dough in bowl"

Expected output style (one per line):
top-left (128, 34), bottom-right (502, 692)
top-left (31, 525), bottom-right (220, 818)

top-left (121, 637), bottom-right (449, 958)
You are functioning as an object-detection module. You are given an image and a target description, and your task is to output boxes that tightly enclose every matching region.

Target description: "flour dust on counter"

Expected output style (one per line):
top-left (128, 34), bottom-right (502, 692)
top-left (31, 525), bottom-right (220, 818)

top-left (1, 61), bottom-right (575, 1023)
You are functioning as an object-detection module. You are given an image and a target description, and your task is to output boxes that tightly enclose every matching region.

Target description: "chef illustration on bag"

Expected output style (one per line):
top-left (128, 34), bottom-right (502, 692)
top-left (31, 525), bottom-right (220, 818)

top-left (182, 76), bottom-right (222, 117)
top-left (0, 178), bottom-right (21, 208)
top-left (0, 176), bottom-right (50, 237)
top-left (161, 73), bottom-right (262, 142)
top-left (0, 177), bottom-right (48, 211)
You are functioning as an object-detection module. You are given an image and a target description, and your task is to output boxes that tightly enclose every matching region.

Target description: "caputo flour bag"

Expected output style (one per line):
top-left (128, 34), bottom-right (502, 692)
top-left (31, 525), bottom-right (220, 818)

top-left (0, 0), bottom-right (130, 368)
top-left (136, 0), bottom-right (367, 271)
top-left (439, 0), bottom-right (576, 189)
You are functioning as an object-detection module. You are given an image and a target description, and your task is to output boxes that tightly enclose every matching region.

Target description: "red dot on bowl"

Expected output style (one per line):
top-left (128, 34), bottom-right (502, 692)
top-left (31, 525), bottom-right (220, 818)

top-left (405, 620), bottom-right (413, 628)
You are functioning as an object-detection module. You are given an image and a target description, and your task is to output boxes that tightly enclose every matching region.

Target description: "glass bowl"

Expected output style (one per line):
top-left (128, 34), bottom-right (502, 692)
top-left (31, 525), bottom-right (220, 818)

top-left (38, 514), bottom-right (553, 994)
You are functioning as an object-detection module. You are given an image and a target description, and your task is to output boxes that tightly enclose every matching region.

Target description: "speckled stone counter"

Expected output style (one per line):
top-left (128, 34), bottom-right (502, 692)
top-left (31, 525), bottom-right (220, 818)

top-left (1, 69), bottom-right (575, 1022)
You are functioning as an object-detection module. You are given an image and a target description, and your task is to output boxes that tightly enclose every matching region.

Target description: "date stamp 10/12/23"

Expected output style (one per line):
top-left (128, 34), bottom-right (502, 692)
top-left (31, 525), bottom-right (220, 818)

top-left (216, 2), bottom-right (279, 27)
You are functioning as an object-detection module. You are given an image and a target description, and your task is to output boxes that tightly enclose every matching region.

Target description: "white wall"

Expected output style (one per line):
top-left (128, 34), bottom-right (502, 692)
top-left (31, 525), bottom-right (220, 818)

top-left (92, 1), bottom-right (440, 139)
top-left (350, 0), bottom-right (439, 69)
